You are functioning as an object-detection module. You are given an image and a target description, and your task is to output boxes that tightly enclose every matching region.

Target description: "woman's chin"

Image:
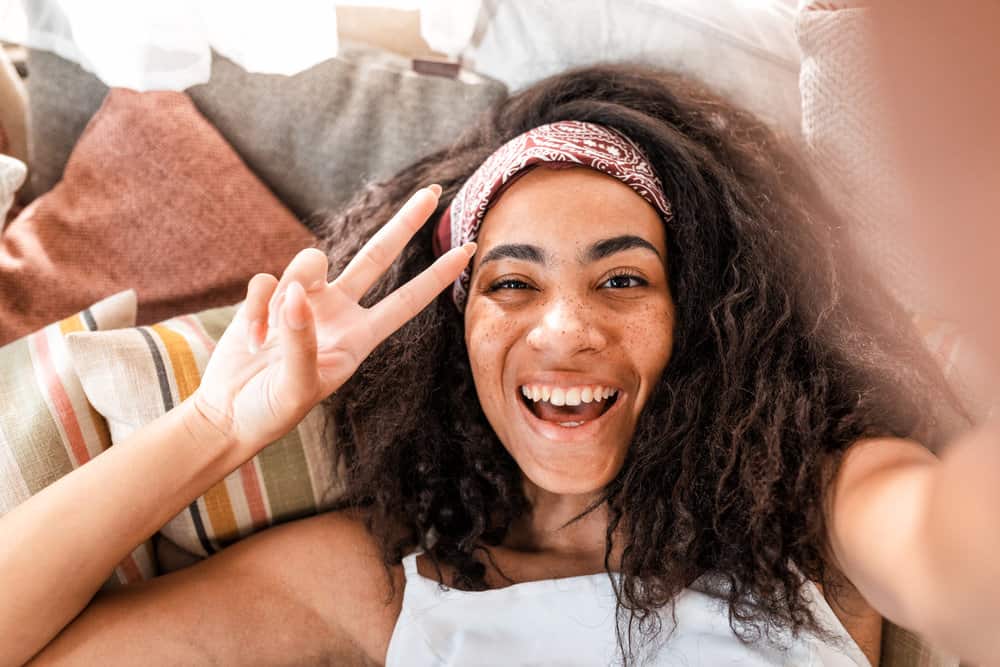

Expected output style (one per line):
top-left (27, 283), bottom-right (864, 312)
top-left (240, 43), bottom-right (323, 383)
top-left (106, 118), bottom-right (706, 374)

top-left (514, 451), bottom-right (624, 497)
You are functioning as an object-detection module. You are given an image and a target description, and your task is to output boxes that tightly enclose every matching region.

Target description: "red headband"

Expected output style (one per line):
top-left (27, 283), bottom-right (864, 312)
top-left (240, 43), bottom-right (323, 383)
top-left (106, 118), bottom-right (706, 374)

top-left (434, 120), bottom-right (671, 310)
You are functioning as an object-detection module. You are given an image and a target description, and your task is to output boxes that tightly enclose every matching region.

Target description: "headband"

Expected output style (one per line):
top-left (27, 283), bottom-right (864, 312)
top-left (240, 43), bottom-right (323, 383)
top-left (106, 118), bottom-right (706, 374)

top-left (433, 120), bottom-right (671, 311)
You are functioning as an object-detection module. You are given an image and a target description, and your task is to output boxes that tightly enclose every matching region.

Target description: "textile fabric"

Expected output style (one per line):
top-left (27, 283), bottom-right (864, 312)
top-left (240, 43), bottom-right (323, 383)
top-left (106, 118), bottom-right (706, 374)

top-left (0, 86), bottom-right (315, 345)
top-left (22, 47), bottom-right (507, 224)
top-left (438, 121), bottom-right (671, 310)
top-left (387, 553), bottom-right (871, 666)
top-left (67, 305), bottom-right (344, 563)
top-left (0, 153), bottom-right (25, 228)
top-left (461, 0), bottom-right (803, 136)
top-left (0, 290), bottom-right (156, 587)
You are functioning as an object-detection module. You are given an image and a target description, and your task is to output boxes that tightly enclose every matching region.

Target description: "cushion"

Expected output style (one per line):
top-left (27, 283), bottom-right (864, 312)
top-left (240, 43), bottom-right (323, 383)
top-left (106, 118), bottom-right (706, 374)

top-left (0, 153), bottom-right (25, 227)
top-left (0, 87), bottom-right (316, 346)
top-left (0, 289), bottom-right (156, 586)
top-left (67, 304), bottom-right (343, 566)
top-left (21, 50), bottom-right (108, 201)
top-left (23, 46), bottom-right (508, 223)
top-left (459, 0), bottom-right (802, 136)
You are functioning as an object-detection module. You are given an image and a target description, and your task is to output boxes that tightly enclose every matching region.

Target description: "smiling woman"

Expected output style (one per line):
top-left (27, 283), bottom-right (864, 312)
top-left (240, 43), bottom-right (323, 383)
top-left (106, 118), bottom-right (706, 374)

top-left (2, 63), bottom-right (987, 667)
top-left (314, 65), bottom-right (966, 665)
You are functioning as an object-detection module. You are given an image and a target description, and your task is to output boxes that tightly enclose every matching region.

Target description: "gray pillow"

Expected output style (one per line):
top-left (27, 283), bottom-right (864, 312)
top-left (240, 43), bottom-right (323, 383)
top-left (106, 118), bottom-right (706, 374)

top-left (24, 49), bottom-right (107, 202)
top-left (24, 46), bottom-right (507, 226)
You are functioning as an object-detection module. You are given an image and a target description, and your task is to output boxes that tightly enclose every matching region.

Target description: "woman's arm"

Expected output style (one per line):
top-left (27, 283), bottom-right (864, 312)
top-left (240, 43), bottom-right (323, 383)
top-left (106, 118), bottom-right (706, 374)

top-left (0, 398), bottom-right (238, 667)
top-left (26, 511), bottom-right (403, 666)
top-left (0, 185), bottom-right (472, 666)
top-left (828, 426), bottom-right (1000, 664)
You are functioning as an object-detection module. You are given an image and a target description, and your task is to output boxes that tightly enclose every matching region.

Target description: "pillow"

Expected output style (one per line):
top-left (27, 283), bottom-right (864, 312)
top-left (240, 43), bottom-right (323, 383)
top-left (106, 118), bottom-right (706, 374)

top-left (459, 0), bottom-right (802, 136)
top-left (20, 50), bottom-right (107, 201)
top-left (0, 289), bottom-right (156, 587)
top-left (0, 153), bottom-right (25, 228)
top-left (23, 46), bottom-right (508, 223)
top-left (67, 304), bottom-right (343, 567)
top-left (0, 87), bottom-right (316, 346)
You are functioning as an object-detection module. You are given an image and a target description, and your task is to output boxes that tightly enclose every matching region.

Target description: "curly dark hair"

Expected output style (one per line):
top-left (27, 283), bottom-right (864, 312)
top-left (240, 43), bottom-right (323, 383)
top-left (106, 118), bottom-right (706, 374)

top-left (314, 64), bottom-right (964, 661)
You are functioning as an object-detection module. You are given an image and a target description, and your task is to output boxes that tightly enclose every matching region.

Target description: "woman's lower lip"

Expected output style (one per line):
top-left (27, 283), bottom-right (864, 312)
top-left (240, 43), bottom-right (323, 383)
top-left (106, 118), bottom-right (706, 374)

top-left (516, 391), bottom-right (625, 443)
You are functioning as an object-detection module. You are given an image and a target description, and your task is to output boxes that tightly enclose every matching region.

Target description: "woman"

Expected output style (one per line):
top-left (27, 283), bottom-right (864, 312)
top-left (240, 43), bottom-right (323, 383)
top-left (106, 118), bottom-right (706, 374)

top-left (3, 66), bottom-right (996, 666)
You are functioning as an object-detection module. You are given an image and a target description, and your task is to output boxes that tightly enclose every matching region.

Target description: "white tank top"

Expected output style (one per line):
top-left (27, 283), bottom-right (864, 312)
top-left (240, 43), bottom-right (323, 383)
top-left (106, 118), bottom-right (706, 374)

top-left (385, 553), bottom-right (871, 666)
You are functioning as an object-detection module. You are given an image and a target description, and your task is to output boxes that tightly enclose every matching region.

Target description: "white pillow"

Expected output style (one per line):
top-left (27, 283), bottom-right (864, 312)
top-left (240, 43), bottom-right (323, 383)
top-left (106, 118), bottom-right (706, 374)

top-left (459, 0), bottom-right (802, 136)
top-left (0, 154), bottom-right (25, 230)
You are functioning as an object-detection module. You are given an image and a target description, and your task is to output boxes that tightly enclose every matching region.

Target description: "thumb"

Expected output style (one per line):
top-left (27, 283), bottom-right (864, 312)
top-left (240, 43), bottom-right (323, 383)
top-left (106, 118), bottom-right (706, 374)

top-left (277, 281), bottom-right (319, 407)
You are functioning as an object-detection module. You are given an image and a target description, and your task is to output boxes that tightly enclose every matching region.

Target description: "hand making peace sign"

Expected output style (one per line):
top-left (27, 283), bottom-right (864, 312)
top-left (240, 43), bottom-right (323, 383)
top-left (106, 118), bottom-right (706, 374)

top-left (191, 185), bottom-right (475, 456)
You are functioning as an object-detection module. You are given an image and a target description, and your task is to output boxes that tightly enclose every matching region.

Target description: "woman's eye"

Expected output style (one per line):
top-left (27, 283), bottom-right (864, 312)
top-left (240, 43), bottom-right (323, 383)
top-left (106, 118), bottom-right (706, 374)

top-left (603, 273), bottom-right (647, 289)
top-left (488, 278), bottom-right (532, 291)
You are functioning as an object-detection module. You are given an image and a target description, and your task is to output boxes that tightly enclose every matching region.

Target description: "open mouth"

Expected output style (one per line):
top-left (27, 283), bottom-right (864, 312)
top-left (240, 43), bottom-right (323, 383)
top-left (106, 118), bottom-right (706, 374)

top-left (518, 384), bottom-right (620, 428)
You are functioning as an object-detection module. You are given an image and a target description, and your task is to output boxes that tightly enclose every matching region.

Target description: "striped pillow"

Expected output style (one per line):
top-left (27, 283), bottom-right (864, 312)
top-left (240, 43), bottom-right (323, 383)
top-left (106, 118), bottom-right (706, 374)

top-left (0, 290), bottom-right (157, 587)
top-left (67, 304), bottom-right (344, 567)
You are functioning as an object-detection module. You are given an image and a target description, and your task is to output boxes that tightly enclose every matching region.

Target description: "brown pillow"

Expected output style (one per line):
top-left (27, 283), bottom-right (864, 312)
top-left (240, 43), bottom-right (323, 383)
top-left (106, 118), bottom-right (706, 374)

top-left (0, 88), bottom-right (316, 345)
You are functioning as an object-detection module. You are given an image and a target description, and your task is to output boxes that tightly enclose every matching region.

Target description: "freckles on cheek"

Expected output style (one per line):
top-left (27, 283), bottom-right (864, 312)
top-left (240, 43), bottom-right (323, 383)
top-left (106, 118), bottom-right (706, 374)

top-left (466, 313), bottom-right (518, 378)
top-left (625, 300), bottom-right (675, 372)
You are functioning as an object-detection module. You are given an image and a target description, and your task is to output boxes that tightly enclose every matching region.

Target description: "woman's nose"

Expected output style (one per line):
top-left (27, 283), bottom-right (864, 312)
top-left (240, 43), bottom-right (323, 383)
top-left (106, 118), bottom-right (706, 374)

top-left (525, 297), bottom-right (607, 354)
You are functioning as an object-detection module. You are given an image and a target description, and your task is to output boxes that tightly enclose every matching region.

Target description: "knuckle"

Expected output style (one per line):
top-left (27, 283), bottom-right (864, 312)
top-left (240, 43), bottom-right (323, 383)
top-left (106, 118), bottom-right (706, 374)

top-left (428, 260), bottom-right (452, 286)
top-left (396, 284), bottom-right (420, 310)
top-left (362, 244), bottom-right (388, 270)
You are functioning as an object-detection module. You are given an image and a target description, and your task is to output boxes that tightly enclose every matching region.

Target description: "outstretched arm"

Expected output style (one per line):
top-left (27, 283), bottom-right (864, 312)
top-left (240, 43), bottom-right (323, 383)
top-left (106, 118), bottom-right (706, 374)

top-left (0, 396), bottom-right (236, 667)
top-left (828, 426), bottom-right (1000, 664)
top-left (0, 185), bottom-right (474, 666)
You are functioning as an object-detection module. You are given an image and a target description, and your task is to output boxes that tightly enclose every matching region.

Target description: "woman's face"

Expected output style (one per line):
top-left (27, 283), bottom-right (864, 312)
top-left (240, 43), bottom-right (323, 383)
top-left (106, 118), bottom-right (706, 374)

top-left (464, 166), bottom-right (675, 495)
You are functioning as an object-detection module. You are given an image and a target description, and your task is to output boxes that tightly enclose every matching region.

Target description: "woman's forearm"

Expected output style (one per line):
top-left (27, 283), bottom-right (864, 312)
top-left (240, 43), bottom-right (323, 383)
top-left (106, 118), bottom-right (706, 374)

top-left (0, 397), bottom-right (239, 667)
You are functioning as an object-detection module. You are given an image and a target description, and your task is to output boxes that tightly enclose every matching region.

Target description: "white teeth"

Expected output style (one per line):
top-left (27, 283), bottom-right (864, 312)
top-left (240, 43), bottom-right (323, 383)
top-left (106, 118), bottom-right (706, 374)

top-left (550, 387), bottom-right (566, 406)
top-left (558, 421), bottom-right (585, 427)
top-left (520, 384), bottom-right (619, 404)
top-left (564, 387), bottom-right (581, 406)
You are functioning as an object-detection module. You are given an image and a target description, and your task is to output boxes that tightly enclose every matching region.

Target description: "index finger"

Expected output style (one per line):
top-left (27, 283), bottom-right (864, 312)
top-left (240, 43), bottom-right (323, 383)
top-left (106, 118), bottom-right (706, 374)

top-left (333, 185), bottom-right (442, 303)
top-left (366, 242), bottom-right (476, 345)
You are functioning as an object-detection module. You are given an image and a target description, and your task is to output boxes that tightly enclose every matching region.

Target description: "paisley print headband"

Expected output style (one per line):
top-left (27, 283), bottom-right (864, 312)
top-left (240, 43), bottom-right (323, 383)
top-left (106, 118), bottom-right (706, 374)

top-left (433, 120), bottom-right (671, 311)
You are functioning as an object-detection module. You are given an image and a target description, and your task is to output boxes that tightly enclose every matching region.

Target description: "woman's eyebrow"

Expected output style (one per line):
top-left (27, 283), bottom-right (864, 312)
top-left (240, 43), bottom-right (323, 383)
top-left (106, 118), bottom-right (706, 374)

top-left (583, 235), bottom-right (662, 263)
top-left (478, 235), bottom-right (660, 267)
top-left (480, 243), bottom-right (547, 265)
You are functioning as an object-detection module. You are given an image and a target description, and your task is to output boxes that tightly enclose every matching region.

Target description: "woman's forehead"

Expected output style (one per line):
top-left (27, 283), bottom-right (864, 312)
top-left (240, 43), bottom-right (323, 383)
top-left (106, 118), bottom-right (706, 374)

top-left (477, 166), bottom-right (666, 252)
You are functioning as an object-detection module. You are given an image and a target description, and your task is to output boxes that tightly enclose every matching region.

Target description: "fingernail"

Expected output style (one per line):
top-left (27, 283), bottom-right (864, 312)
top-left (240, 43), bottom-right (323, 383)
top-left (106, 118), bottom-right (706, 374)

top-left (427, 184), bottom-right (442, 197)
top-left (462, 242), bottom-right (477, 257)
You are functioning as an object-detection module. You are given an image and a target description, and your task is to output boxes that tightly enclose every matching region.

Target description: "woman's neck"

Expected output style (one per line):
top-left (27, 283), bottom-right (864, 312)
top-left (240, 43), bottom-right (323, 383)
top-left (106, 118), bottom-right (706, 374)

top-left (502, 478), bottom-right (621, 569)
